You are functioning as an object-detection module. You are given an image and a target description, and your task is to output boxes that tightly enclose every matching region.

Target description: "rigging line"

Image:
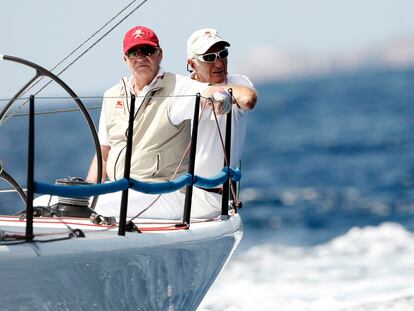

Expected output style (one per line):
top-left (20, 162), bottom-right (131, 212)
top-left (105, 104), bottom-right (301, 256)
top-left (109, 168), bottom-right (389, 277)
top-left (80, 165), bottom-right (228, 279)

top-left (9, 105), bottom-right (101, 118)
top-left (7, 0), bottom-right (140, 104)
top-left (127, 139), bottom-right (192, 221)
top-left (1, 94), bottom-right (197, 118)
top-left (0, 94), bottom-right (195, 102)
top-left (23, 0), bottom-right (145, 95)
top-left (128, 101), bottom-right (211, 222)
top-left (127, 96), bottom-right (243, 221)
top-left (1, 0), bottom-right (149, 124)
top-left (44, 0), bottom-right (142, 76)
top-left (36, 198), bottom-right (86, 239)
top-left (210, 98), bottom-right (240, 205)
top-left (0, 188), bottom-right (27, 194)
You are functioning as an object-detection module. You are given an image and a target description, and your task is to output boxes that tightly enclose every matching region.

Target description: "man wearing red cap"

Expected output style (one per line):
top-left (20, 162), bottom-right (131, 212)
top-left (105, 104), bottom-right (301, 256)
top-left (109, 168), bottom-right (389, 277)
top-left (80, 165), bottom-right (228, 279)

top-left (87, 26), bottom-right (255, 219)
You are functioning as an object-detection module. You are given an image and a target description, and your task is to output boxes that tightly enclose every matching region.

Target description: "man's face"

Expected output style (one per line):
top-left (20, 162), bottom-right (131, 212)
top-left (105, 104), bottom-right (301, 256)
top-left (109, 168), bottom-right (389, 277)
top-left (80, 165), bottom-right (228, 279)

top-left (190, 43), bottom-right (228, 84)
top-left (124, 45), bottom-right (162, 79)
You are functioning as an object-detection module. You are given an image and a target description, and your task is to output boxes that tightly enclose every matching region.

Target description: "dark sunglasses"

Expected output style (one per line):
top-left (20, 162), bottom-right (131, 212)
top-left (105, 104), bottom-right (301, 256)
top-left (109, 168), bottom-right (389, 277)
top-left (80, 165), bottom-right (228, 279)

top-left (127, 46), bottom-right (158, 59)
top-left (195, 48), bottom-right (229, 63)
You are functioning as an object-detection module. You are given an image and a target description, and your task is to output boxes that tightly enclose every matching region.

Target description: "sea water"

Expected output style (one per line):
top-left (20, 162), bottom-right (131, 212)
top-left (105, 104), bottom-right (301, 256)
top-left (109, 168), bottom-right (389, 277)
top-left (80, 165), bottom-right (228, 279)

top-left (200, 68), bottom-right (414, 310)
top-left (1, 67), bottom-right (414, 310)
top-left (200, 223), bottom-right (414, 311)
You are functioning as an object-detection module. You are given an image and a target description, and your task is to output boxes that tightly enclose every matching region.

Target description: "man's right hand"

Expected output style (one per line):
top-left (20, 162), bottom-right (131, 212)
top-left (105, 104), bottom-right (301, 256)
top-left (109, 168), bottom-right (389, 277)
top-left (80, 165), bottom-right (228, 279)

top-left (212, 91), bottom-right (232, 115)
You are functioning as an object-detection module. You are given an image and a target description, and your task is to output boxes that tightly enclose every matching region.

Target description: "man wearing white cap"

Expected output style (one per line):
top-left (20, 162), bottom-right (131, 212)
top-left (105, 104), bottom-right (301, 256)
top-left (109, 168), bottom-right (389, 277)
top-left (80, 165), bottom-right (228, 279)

top-left (186, 28), bottom-right (257, 193)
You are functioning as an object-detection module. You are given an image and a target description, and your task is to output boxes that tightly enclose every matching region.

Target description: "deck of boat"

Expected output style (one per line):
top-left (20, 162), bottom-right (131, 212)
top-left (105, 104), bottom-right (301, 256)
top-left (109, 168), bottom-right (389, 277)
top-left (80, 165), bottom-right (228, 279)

top-left (0, 213), bottom-right (242, 311)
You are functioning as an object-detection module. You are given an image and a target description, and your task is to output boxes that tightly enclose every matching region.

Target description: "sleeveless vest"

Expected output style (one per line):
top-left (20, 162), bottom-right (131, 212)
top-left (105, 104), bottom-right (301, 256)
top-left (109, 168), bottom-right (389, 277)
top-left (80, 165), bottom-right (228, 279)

top-left (103, 73), bottom-right (191, 181)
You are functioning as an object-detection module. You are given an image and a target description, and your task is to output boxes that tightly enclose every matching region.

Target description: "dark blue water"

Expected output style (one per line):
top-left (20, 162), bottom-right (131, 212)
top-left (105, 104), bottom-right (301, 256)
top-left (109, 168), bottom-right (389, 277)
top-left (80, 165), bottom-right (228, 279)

top-left (1, 67), bottom-right (414, 248)
top-left (240, 67), bottom-right (414, 247)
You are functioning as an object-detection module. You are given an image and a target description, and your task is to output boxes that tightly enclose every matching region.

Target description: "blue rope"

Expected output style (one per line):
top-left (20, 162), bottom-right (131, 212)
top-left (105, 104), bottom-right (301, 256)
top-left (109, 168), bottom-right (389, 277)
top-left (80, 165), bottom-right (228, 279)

top-left (130, 174), bottom-right (192, 194)
top-left (34, 179), bottom-right (129, 197)
top-left (194, 170), bottom-right (228, 188)
top-left (193, 167), bottom-right (241, 188)
top-left (229, 167), bottom-right (241, 182)
top-left (33, 168), bottom-right (241, 197)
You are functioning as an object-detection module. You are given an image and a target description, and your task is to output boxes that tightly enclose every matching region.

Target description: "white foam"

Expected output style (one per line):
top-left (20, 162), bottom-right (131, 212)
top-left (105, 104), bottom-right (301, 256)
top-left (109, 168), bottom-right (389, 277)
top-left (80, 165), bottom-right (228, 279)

top-left (199, 222), bottom-right (414, 311)
top-left (316, 222), bottom-right (414, 258)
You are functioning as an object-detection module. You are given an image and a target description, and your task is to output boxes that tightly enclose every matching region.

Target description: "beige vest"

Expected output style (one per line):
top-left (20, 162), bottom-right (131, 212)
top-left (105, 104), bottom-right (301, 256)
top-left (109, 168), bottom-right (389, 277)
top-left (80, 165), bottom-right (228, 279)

top-left (104, 73), bottom-right (191, 181)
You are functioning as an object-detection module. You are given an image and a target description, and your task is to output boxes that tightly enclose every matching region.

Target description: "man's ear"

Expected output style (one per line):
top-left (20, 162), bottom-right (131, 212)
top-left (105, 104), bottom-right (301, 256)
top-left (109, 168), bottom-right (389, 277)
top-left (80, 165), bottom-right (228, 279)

top-left (186, 59), bottom-right (195, 73)
top-left (188, 59), bottom-right (196, 71)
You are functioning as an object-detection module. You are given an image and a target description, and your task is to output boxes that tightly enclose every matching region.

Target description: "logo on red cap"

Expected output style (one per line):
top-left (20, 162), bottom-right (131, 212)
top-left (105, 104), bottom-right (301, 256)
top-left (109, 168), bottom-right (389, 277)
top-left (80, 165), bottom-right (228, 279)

top-left (133, 29), bottom-right (143, 38)
top-left (123, 26), bottom-right (159, 54)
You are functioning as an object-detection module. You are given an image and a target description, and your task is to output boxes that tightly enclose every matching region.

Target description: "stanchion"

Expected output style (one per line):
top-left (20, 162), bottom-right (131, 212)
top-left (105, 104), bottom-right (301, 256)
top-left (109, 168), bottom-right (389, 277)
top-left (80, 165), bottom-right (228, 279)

top-left (221, 89), bottom-right (233, 216)
top-left (26, 95), bottom-right (35, 241)
top-left (181, 93), bottom-right (201, 227)
top-left (118, 94), bottom-right (136, 236)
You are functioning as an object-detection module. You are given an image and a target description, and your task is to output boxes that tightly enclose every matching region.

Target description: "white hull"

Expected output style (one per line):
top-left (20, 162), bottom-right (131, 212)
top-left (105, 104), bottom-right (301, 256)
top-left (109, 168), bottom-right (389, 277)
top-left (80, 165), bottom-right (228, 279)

top-left (0, 214), bottom-right (243, 310)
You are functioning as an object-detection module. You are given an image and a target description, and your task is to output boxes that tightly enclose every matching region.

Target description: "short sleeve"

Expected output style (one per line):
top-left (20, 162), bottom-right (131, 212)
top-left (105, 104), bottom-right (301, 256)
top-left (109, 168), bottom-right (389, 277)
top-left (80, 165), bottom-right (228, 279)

top-left (168, 75), bottom-right (208, 125)
top-left (227, 74), bottom-right (255, 90)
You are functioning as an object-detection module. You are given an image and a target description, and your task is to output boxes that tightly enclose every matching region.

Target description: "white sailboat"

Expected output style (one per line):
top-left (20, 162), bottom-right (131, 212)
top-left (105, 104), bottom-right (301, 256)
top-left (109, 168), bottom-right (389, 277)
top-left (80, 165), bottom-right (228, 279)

top-left (0, 215), bottom-right (242, 310)
top-left (0, 54), bottom-right (243, 310)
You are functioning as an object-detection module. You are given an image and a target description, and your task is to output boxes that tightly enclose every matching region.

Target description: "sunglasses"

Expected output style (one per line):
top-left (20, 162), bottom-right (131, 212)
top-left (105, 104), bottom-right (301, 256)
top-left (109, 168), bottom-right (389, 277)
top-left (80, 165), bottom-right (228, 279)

top-left (127, 46), bottom-right (158, 59)
top-left (195, 48), bottom-right (229, 63)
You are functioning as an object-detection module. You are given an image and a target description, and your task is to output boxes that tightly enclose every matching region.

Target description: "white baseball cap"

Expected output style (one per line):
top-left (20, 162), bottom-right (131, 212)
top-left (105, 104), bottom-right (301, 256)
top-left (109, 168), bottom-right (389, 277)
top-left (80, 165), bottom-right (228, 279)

top-left (187, 28), bottom-right (230, 59)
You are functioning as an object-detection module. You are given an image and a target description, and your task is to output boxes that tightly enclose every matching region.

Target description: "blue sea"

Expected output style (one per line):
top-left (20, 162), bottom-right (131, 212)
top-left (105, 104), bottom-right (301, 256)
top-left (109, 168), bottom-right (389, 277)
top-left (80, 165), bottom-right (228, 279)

top-left (1, 67), bottom-right (414, 310)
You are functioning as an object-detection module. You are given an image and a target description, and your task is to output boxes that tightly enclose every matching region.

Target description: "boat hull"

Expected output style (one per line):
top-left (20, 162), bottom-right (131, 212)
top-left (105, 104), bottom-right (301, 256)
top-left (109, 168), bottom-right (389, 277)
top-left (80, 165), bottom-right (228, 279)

top-left (0, 214), bottom-right (242, 311)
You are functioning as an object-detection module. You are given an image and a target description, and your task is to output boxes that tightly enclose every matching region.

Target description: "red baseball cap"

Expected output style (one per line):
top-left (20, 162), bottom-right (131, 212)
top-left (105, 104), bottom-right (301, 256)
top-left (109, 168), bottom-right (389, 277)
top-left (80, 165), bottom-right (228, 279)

top-left (123, 26), bottom-right (159, 54)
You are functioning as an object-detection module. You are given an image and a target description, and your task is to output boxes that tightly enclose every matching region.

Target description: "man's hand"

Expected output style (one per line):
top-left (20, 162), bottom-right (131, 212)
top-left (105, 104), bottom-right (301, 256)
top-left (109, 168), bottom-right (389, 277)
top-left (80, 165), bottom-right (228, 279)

top-left (211, 91), bottom-right (232, 115)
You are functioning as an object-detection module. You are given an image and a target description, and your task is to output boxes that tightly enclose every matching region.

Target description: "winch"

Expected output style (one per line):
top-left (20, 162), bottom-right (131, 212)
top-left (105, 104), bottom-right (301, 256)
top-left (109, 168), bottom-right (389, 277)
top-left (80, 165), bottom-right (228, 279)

top-left (49, 177), bottom-right (94, 218)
